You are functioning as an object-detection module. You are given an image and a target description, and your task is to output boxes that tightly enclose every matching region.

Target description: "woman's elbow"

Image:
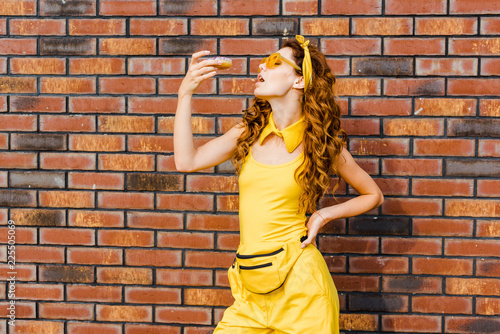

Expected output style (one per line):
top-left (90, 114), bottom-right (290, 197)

top-left (174, 157), bottom-right (194, 173)
top-left (376, 191), bottom-right (384, 207)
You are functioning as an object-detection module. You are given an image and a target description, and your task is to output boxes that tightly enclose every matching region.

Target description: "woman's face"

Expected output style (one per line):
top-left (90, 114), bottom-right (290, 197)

top-left (254, 47), bottom-right (302, 100)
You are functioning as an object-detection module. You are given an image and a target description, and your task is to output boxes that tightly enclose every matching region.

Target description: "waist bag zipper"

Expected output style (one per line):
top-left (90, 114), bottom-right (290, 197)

top-left (236, 247), bottom-right (284, 259)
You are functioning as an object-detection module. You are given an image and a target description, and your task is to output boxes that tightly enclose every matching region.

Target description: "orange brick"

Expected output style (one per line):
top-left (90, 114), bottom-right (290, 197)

top-left (97, 267), bottom-right (152, 285)
top-left (156, 306), bottom-right (211, 325)
top-left (69, 210), bottom-right (124, 228)
top-left (127, 211), bottom-right (183, 230)
top-left (0, 301), bottom-right (35, 318)
top-left (481, 59), bottom-right (500, 76)
top-left (385, 78), bottom-right (445, 96)
top-left (0, 226), bottom-right (36, 244)
top-left (323, 38), bottom-right (381, 55)
top-left (41, 77), bottom-right (95, 94)
top-left (185, 251), bottom-right (234, 268)
top-left (125, 249), bottom-right (181, 266)
top-left (187, 175), bottom-right (238, 193)
top-left (476, 298), bottom-right (500, 315)
top-left (10, 58), bottom-right (65, 74)
top-left (67, 323), bottom-right (122, 334)
top-left (220, 77), bottom-right (256, 95)
top-left (70, 96), bottom-right (125, 113)
top-left (0, 264), bottom-right (36, 281)
top-left (39, 302), bottom-right (93, 320)
top-left (128, 135), bottom-right (173, 153)
top-left (217, 233), bottom-right (240, 250)
top-left (185, 288), bottom-right (233, 307)
top-left (98, 192), bottom-right (154, 209)
top-left (160, 77), bottom-right (215, 95)
top-left (416, 17), bottom-right (477, 35)
top-left (158, 231), bottom-right (214, 249)
top-left (99, 77), bottom-right (155, 94)
top-left (130, 18), bottom-right (187, 35)
top-left (40, 153), bottom-right (96, 170)
top-left (300, 18), bottom-right (349, 36)
top-left (450, 38), bottom-right (500, 55)
top-left (335, 275), bottom-right (379, 292)
top-left (340, 314), bottom-right (379, 331)
top-left (412, 179), bottom-right (474, 196)
top-left (416, 58), bottom-right (477, 76)
top-left (10, 96), bottom-right (65, 113)
top-left (220, 38), bottom-right (278, 55)
top-left (445, 239), bottom-right (500, 257)
top-left (68, 171), bottom-right (124, 190)
top-left (126, 324), bottom-right (181, 334)
top-left (157, 194), bottom-right (213, 211)
top-left (476, 220), bottom-right (500, 237)
top-left (69, 19), bottom-right (125, 35)
top-left (191, 18), bottom-right (248, 35)
top-left (98, 115), bottom-right (155, 133)
top-left (0, 38), bottom-right (37, 55)
top-left (319, 236), bottom-right (378, 254)
top-left (69, 134), bottom-right (125, 152)
top-left (481, 17), bottom-right (500, 35)
top-left (353, 18), bottom-right (412, 35)
top-left (351, 98), bottom-right (411, 116)
top-left (414, 139), bottom-right (475, 156)
top-left (69, 58), bottom-right (125, 74)
top-left (283, 0), bottom-right (318, 15)
top-left (350, 138), bottom-right (409, 156)
top-left (0, 0), bottom-right (36, 16)
top-left (97, 305), bottom-right (152, 322)
top-left (98, 229), bottom-right (154, 247)
top-left (349, 256), bottom-right (409, 274)
top-left (129, 58), bottom-right (185, 75)
top-left (382, 238), bottom-right (442, 255)
top-left (445, 199), bottom-right (499, 217)
top-left (384, 38), bottom-right (445, 55)
top-left (384, 119), bottom-right (443, 136)
top-left (216, 195), bottom-right (239, 212)
top-left (99, 154), bottom-right (155, 171)
top-left (40, 115), bottom-right (95, 132)
top-left (10, 19), bottom-right (65, 35)
top-left (322, 0), bottom-right (381, 14)
top-left (0, 76), bottom-right (37, 93)
top-left (159, 116), bottom-right (214, 134)
top-left (413, 258), bottom-right (473, 276)
top-left (451, 0), bottom-right (500, 14)
top-left (125, 287), bottom-right (181, 304)
top-left (100, 38), bottom-right (156, 55)
top-left (0, 152), bottom-right (37, 168)
top-left (477, 259), bottom-right (500, 277)
top-left (15, 283), bottom-right (63, 300)
top-left (160, 0), bottom-right (217, 16)
top-left (413, 218), bottom-right (473, 237)
top-left (386, 0), bottom-right (446, 14)
top-left (40, 228), bottom-right (94, 246)
top-left (220, 0), bottom-right (279, 15)
top-left (157, 269), bottom-right (213, 286)
top-left (39, 190), bottom-right (94, 208)
top-left (479, 99), bottom-right (500, 117)
top-left (382, 315), bottom-right (441, 332)
top-left (99, 0), bottom-right (156, 16)
top-left (68, 247), bottom-right (123, 265)
top-left (67, 285), bottom-right (122, 303)
top-left (10, 320), bottom-right (64, 334)
top-left (446, 277), bottom-right (500, 295)
top-left (415, 98), bottom-right (476, 116)
top-left (382, 198), bottom-right (442, 216)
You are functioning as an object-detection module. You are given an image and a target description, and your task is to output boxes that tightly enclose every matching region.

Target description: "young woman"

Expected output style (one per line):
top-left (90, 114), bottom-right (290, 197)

top-left (174, 36), bottom-right (384, 333)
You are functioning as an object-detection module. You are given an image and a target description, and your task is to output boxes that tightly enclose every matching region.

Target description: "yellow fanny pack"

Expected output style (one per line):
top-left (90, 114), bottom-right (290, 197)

top-left (233, 236), bottom-right (306, 294)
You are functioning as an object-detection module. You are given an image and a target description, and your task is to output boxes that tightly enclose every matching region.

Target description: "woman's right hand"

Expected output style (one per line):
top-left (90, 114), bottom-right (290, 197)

top-left (178, 50), bottom-right (221, 97)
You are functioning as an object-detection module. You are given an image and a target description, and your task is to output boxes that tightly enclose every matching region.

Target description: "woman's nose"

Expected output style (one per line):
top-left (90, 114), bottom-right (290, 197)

top-left (258, 62), bottom-right (266, 72)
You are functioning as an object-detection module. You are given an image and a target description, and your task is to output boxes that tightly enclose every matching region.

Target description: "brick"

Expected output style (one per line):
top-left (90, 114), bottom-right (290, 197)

top-left (449, 79), bottom-right (500, 96)
top-left (340, 313), bottom-right (378, 331)
top-left (413, 257), bottom-right (473, 276)
top-left (67, 323), bottom-right (122, 334)
top-left (476, 221), bottom-right (500, 237)
top-left (351, 98), bottom-right (411, 116)
top-left (127, 212), bottom-right (183, 230)
top-left (385, 38), bottom-right (445, 55)
top-left (0, 153), bottom-right (36, 169)
top-left (326, 58), bottom-right (350, 75)
top-left (38, 141), bottom-right (96, 161)
top-left (100, 38), bottom-right (156, 55)
top-left (125, 287), bottom-right (181, 304)
top-left (97, 305), bottom-right (152, 322)
top-left (156, 269), bottom-right (213, 286)
top-left (10, 58), bottom-right (66, 75)
top-left (0, 76), bottom-right (36, 93)
top-left (383, 276), bottom-right (442, 294)
top-left (40, 228), bottom-right (94, 246)
top-left (40, 265), bottom-right (93, 283)
top-left (159, 116), bottom-right (215, 134)
top-left (334, 275), bottom-right (379, 292)
top-left (10, 171), bottom-right (65, 189)
top-left (353, 18), bottom-right (412, 35)
top-left (67, 285), bottom-right (122, 302)
top-left (336, 78), bottom-right (380, 96)
top-left (40, 0), bottom-right (96, 16)
top-left (185, 251), bottom-right (234, 268)
top-left (414, 217), bottom-right (470, 238)
top-left (10, 320), bottom-right (64, 334)
top-left (68, 247), bottom-right (122, 265)
top-left (40, 115), bottom-right (95, 132)
top-left (386, 0), bottom-right (446, 14)
top-left (0, 190), bottom-right (36, 207)
top-left (446, 317), bottom-right (500, 333)
top-left (385, 78), bottom-right (445, 96)
top-left (477, 259), bottom-right (500, 277)
top-left (217, 233), bottom-right (240, 250)
top-left (100, 77), bottom-right (155, 95)
top-left (69, 210), bottom-right (124, 228)
top-left (39, 190), bottom-right (94, 208)
top-left (216, 195), bottom-right (239, 212)
top-left (382, 198), bottom-right (442, 216)
top-left (384, 119), bottom-right (443, 136)
top-left (221, 0), bottom-right (278, 15)
top-left (480, 99), bottom-right (500, 117)
top-left (446, 278), bottom-right (500, 296)
top-left (11, 209), bottom-right (65, 227)
top-left (450, 38), bottom-right (500, 55)
top-left (481, 59), bottom-right (500, 76)
top-left (10, 19), bottom-right (65, 35)
top-left (0, 301), bottom-right (35, 318)
top-left (187, 175), bottom-right (238, 193)
top-left (127, 173), bottom-right (182, 191)
top-left (412, 179), bottom-right (474, 196)
top-left (322, 38), bottom-right (381, 55)
top-left (350, 138), bottom-right (409, 156)
top-left (125, 324), bottom-right (181, 334)
top-left (157, 194), bottom-right (212, 211)
top-left (159, 0), bottom-right (218, 16)
top-left (70, 96), bottom-right (125, 113)
top-left (99, 154), bottom-right (155, 171)
top-left (0, 0), bottom-right (36, 15)
top-left (185, 288), bottom-right (233, 307)
top-left (353, 57), bottom-right (412, 76)
top-left (382, 237), bottom-right (442, 255)
top-left (322, 0), bottom-right (381, 14)
top-left (481, 18), bottom-right (500, 35)
top-left (0, 38), bottom-right (37, 55)
top-left (478, 180), bottom-right (500, 197)
top-left (158, 231), bottom-right (214, 249)
top-left (445, 239), bottom-right (500, 257)
top-left (382, 158), bottom-right (441, 176)
top-left (100, 0), bottom-right (156, 16)
top-left (12, 133), bottom-right (66, 151)
top-left (160, 38), bottom-right (217, 55)
top-left (191, 18), bottom-right (248, 36)
top-left (416, 17), bottom-right (477, 35)
top-left (221, 38), bottom-right (278, 55)
top-left (98, 115), bottom-right (154, 133)
top-left (156, 306), bottom-right (211, 325)
top-left (446, 159), bottom-right (500, 177)
top-left (0, 226), bottom-right (36, 244)
top-left (319, 236), bottom-right (378, 254)
top-left (159, 77), bottom-right (215, 95)
top-left (15, 283), bottom-right (64, 300)
top-left (10, 96), bottom-right (65, 113)
top-left (349, 294), bottom-right (408, 312)
top-left (69, 18), bottom-right (125, 35)
top-left (41, 77), bottom-right (95, 94)
top-left (129, 58), bottom-right (185, 75)
top-left (70, 58), bottom-right (125, 74)
top-left (416, 58), bottom-right (477, 76)
top-left (40, 303), bottom-right (93, 320)
top-left (0, 264), bottom-right (33, 281)
top-left (69, 135), bottom-right (124, 153)
top-left (40, 37), bottom-right (96, 56)
top-left (451, 0), bottom-right (500, 13)
top-left (126, 249), bottom-right (181, 266)
top-left (99, 229), bottom-right (154, 247)
top-left (349, 256), bottom-right (408, 274)
top-left (414, 139), bottom-right (475, 156)
top-left (0, 115), bottom-right (37, 131)
top-left (253, 18), bottom-right (300, 36)
top-left (97, 267), bottom-right (152, 285)
top-left (219, 77), bottom-right (255, 95)
top-left (130, 18), bottom-right (186, 36)
top-left (339, 118), bottom-right (379, 136)
top-left (128, 135), bottom-right (174, 152)
top-left (476, 298), bottom-right (500, 315)
top-left (348, 217), bottom-right (409, 236)
top-left (383, 315), bottom-right (442, 332)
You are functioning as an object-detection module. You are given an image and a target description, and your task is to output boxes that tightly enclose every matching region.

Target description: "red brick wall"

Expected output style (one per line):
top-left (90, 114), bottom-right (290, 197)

top-left (0, 0), bottom-right (499, 333)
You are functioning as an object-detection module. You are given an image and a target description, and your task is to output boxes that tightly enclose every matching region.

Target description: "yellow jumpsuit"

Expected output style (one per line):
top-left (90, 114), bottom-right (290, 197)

top-left (214, 114), bottom-right (340, 333)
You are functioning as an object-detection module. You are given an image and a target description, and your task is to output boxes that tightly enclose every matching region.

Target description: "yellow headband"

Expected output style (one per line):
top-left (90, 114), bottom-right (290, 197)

top-left (296, 35), bottom-right (312, 91)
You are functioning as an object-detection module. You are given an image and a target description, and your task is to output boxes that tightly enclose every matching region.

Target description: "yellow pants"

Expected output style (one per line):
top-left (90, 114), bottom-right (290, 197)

top-left (214, 243), bottom-right (340, 334)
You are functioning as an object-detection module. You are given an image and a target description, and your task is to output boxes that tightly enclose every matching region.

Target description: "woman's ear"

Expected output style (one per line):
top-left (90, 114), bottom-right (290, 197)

top-left (293, 76), bottom-right (305, 90)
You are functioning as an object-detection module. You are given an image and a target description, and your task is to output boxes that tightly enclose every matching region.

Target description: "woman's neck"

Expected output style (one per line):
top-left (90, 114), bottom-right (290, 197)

top-left (267, 97), bottom-right (303, 130)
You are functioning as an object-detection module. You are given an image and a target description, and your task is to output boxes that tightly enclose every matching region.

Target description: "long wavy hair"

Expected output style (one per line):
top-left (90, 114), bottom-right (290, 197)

top-left (232, 38), bottom-right (347, 214)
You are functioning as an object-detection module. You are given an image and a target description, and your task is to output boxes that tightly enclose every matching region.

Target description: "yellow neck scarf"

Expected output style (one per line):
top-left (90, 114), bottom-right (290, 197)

top-left (296, 35), bottom-right (312, 91)
top-left (259, 112), bottom-right (306, 153)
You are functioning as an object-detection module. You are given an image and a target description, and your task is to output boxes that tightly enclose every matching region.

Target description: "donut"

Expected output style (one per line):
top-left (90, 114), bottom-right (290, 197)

top-left (207, 56), bottom-right (232, 69)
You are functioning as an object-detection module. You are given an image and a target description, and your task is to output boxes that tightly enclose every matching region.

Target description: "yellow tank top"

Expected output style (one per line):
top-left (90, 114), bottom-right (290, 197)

top-left (238, 148), bottom-right (307, 245)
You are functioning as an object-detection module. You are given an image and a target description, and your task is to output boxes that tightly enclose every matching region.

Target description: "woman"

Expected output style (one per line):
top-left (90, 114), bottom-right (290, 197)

top-left (174, 36), bottom-right (383, 333)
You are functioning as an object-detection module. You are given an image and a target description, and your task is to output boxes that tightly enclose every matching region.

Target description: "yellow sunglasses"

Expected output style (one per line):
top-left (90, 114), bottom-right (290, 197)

top-left (261, 53), bottom-right (301, 72)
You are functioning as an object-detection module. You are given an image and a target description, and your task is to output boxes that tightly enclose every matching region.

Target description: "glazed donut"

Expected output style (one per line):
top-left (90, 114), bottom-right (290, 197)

top-left (207, 56), bottom-right (232, 69)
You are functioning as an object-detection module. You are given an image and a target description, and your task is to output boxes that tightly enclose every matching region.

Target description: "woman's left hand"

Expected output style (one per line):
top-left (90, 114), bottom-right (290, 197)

top-left (301, 210), bottom-right (328, 248)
